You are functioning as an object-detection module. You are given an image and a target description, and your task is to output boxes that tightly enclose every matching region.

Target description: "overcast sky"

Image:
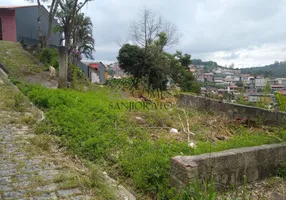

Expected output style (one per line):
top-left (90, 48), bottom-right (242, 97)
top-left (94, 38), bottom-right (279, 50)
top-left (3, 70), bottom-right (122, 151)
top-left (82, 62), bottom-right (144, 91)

top-left (2, 0), bottom-right (286, 68)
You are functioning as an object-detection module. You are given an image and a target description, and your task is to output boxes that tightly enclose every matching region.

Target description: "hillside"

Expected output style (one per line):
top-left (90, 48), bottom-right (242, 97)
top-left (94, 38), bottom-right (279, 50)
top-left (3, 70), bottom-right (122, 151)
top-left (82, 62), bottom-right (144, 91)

top-left (191, 59), bottom-right (224, 71)
top-left (241, 61), bottom-right (286, 78)
top-left (0, 41), bottom-right (58, 87)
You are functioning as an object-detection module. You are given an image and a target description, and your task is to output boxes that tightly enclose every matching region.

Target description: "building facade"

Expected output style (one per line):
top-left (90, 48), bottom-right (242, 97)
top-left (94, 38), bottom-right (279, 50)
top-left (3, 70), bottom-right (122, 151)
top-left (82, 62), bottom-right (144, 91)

top-left (255, 78), bottom-right (266, 89)
top-left (0, 5), bottom-right (61, 47)
top-left (85, 62), bottom-right (106, 84)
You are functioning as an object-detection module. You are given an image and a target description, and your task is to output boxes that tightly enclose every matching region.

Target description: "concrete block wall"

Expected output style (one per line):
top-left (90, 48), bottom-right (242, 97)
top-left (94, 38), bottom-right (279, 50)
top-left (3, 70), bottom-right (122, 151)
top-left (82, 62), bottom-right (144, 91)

top-left (179, 94), bottom-right (286, 125)
top-left (170, 143), bottom-right (286, 190)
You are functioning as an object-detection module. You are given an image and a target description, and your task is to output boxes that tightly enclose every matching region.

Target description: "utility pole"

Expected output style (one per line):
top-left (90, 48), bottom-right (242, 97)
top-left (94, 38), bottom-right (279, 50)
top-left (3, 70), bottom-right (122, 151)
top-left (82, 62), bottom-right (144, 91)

top-left (58, 46), bottom-right (68, 88)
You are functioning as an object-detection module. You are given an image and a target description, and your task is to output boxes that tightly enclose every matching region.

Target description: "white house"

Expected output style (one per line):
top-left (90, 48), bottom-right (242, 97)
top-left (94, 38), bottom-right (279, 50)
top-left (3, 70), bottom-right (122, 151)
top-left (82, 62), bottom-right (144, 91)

top-left (85, 62), bottom-right (106, 84)
top-left (255, 78), bottom-right (266, 89)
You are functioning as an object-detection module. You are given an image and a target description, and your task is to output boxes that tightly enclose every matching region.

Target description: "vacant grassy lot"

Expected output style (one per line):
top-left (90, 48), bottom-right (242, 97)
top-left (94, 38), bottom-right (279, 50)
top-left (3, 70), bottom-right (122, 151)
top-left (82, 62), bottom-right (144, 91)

top-left (12, 81), bottom-right (286, 199)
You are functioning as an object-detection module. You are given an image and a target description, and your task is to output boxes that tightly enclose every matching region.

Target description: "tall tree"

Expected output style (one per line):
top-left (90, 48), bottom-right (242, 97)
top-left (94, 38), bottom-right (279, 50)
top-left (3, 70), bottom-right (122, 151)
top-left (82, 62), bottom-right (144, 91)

top-left (71, 13), bottom-right (95, 62)
top-left (46, 0), bottom-right (59, 47)
top-left (174, 51), bottom-right (191, 69)
top-left (56, 0), bottom-right (93, 51)
top-left (26, 0), bottom-right (47, 48)
top-left (130, 8), bottom-right (178, 77)
top-left (26, 0), bottom-right (60, 48)
top-left (130, 8), bottom-right (178, 48)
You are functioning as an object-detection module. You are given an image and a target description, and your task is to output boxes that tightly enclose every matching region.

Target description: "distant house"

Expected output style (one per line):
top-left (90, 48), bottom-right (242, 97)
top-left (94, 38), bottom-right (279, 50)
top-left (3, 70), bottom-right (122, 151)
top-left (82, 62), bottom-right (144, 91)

top-left (271, 85), bottom-right (284, 91)
top-left (246, 76), bottom-right (255, 89)
top-left (214, 76), bottom-right (224, 83)
top-left (227, 85), bottom-right (238, 93)
top-left (248, 93), bottom-right (275, 103)
top-left (276, 78), bottom-right (286, 86)
top-left (0, 5), bottom-right (61, 47)
top-left (255, 78), bottom-right (266, 89)
top-left (204, 73), bottom-right (214, 82)
top-left (225, 76), bottom-right (233, 85)
top-left (86, 62), bottom-right (106, 84)
top-left (78, 61), bottom-right (89, 77)
top-left (246, 88), bottom-right (257, 93)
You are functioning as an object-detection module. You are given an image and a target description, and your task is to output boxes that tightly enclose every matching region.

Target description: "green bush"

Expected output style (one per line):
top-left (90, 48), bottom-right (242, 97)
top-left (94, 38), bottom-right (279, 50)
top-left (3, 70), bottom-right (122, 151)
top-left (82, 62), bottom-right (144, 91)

top-left (106, 77), bottom-right (133, 88)
top-left (276, 93), bottom-right (286, 112)
top-left (38, 47), bottom-right (59, 69)
top-left (276, 162), bottom-right (286, 178)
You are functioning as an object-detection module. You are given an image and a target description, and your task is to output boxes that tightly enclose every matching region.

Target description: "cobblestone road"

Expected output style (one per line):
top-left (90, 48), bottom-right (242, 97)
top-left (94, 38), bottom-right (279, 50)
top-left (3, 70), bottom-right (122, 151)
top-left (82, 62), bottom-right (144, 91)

top-left (0, 75), bottom-right (92, 200)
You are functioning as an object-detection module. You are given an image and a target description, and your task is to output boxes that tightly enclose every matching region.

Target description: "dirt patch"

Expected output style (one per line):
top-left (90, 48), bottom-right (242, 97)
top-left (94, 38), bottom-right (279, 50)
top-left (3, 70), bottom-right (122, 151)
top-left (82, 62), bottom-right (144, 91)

top-left (24, 71), bottom-right (58, 88)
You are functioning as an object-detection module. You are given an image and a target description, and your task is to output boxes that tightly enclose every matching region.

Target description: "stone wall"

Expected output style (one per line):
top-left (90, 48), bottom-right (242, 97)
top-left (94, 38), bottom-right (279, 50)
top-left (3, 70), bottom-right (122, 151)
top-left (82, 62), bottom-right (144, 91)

top-left (170, 143), bottom-right (286, 190)
top-left (179, 94), bottom-right (286, 125)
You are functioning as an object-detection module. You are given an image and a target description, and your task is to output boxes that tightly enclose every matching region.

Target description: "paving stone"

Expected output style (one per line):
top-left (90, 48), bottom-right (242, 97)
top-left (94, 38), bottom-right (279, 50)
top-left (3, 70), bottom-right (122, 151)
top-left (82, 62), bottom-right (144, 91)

top-left (25, 159), bottom-right (42, 165)
top-left (0, 185), bottom-right (12, 191)
top-left (5, 147), bottom-right (20, 154)
top-left (36, 183), bottom-right (58, 192)
top-left (16, 173), bottom-right (33, 181)
top-left (39, 170), bottom-right (59, 181)
top-left (0, 176), bottom-right (11, 184)
top-left (0, 163), bottom-right (16, 170)
top-left (0, 84), bottom-right (95, 200)
top-left (29, 192), bottom-right (58, 200)
top-left (39, 169), bottom-right (59, 176)
top-left (70, 195), bottom-right (92, 200)
top-left (22, 165), bottom-right (42, 173)
top-left (12, 180), bottom-right (33, 188)
top-left (2, 190), bottom-right (26, 199)
top-left (0, 168), bottom-right (17, 176)
top-left (57, 188), bottom-right (81, 197)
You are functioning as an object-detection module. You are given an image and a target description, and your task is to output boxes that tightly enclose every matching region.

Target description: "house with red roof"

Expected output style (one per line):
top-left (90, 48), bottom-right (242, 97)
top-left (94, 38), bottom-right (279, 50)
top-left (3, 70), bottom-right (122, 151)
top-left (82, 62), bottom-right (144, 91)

top-left (84, 62), bottom-right (107, 84)
top-left (0, 5), bottom-right (61, 47)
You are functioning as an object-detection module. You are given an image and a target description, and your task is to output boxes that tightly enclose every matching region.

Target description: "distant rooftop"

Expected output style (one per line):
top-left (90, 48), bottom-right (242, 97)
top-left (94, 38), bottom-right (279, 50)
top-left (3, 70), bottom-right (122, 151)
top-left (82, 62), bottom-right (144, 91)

top-left (0, 5), bottom-right (37, 9)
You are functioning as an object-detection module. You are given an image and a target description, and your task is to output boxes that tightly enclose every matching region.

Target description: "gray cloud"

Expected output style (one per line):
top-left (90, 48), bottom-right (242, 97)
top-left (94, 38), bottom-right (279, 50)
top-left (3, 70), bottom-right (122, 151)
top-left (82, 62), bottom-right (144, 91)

top-left (3, 0), bottom-right (286, 66)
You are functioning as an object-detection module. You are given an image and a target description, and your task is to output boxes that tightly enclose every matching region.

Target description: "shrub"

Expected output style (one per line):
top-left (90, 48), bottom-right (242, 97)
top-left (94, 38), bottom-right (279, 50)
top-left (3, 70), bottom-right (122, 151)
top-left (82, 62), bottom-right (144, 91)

top-left (38, 47), bottom-right (59, 69)
top-left (276, 93), bottom-right (286, 112)
top-left (276, 162), bottom-right (286, 178)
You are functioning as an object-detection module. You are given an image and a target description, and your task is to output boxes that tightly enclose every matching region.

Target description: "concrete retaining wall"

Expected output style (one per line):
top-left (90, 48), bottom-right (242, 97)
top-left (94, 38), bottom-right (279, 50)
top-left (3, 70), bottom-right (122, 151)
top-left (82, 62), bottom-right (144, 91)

top-left (170, 143), bottom-right (286, 190)
top-left (179, 94), bottom-right (286, 125)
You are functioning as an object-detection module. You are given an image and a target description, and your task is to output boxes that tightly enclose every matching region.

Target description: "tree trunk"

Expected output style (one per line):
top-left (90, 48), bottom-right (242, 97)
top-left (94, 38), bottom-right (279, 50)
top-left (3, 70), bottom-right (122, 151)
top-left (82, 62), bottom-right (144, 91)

top-left (65, 0), bottom-right (78, 51)
top-left (46, 0), bottom-right (59, 47)
top-left (37, 0), bottom-right (44, 48)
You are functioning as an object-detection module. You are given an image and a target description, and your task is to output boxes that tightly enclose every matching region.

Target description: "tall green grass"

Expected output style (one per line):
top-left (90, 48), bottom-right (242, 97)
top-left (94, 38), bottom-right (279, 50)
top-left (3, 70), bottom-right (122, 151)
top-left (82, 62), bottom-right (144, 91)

top-left (276, 93), bottom-right (286, 112)
top-left (16, 82), bottom-right (286, 199)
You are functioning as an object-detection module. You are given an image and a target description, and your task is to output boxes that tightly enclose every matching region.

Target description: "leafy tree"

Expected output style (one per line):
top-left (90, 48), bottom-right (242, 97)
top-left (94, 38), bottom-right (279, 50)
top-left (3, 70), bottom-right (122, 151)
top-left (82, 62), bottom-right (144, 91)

top-left (117, 8), bottom-right (200, 96)
top-left (236, 81), bottom-right (243, 88)
top-left (54, 0), bottom-right (94, 88)
top-left (130, 8), bottom-right (178, 79)
top-left (46, 0), bottom-right (59, 47)
top-left (117, 44), bottom-right (144, 80)
top-left (107, 68), bottom-right (115, 76)
top-left (55, 0), bottom-right (93, 51)
top-left (264, 79), bottom-right (271, 94)
top-left (174, 51), bottom-right (191, 69)
top-left (71, 13), bottom-right (95, 64)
